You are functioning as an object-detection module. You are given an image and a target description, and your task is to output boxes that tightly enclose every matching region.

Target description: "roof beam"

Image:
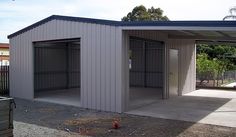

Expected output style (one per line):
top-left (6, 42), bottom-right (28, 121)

top-left (196, 40), bottom-right (236, 45)
top-left (168, 34), bottom-right (236, 41)
top-left (215, 31), bottom-right (232, 38)
top-left (177, 30), bottom-right (196, 36)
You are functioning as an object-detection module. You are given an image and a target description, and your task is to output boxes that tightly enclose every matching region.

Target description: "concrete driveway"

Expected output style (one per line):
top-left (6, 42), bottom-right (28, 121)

top-left (127, 89), bottom-right (236, 127)
top-left (225, 82), bottom-right (236, 87)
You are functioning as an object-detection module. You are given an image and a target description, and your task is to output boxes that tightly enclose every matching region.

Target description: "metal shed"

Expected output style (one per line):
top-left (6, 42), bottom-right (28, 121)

top-left (8, 15), bottom-right (236, 112)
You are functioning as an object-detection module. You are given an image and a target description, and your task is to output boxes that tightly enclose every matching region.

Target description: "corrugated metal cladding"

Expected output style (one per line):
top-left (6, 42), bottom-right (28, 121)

top-left (9, 20), bottom-right (123, 112)
top-left (167, 39), bottom-right (196, 95)
top-left (123, 30), bottom-right (196, 109)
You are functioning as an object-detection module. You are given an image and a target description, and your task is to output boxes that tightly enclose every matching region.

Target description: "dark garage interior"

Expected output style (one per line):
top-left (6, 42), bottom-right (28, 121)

top-left (34, 39), bottom-right (81, 106)
top-left (129, 37), bottom-right (164, 109)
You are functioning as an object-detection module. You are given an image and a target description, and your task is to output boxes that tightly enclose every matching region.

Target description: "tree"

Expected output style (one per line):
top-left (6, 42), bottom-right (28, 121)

top-left (197, 44), bottom-right (236, 65)
top-left (197, 44), bottom-right (236, 86)
top-left (122, 5), bottom-right (169, 21)
top-left (197, 53), bottom-right (218, 86)
top-left (223, 7), bottom-right (236, 20)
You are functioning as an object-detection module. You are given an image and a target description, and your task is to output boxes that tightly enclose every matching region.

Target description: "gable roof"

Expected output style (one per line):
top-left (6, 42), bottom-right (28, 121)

top-left (8, 15), bottom-right (236, 39)
top-left (8, 15), bottom-right (121, 39)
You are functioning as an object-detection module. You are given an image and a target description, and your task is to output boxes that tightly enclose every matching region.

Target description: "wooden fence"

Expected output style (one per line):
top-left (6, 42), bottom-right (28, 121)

top-left (0, 66), bottom-right (9, 96)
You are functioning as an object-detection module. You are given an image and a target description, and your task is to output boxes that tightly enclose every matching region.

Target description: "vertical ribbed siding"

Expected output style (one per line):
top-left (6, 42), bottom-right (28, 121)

top-left (116, 28), bottom-right (123, 112)
top-left (9, 20), bottom-right (123, 112)
top-left (10, 32), bottom-right (34, 99)
top-left (110, 27), bottom-right (117, 112)
top-left (122, 32), bottom-right (131, 110)
top-left (78, 24), bottom-right (123, 112)
top-left (166, 39), bottom-right (196, 95)
top-left (95, 25), bottom-right (101, 110)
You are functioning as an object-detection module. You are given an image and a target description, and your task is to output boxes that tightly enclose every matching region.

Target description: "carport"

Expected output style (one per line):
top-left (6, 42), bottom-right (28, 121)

top-left (123, 22), bottom-right (236, 127)
top-left (120, 22), bottom-right (236, 111)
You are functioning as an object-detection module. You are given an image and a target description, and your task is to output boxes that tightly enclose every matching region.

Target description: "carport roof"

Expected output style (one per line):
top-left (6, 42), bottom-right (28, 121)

top-left (8, 15), bottom-right (236, 39)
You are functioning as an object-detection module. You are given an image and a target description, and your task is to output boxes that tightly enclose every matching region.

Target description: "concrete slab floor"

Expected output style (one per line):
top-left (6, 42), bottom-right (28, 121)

top-left (129, 87), bottom-right (163, 110)
top-left (35, 88), bottom-right (80, 107)
top-left (127, 89), bottom-right (236, 127)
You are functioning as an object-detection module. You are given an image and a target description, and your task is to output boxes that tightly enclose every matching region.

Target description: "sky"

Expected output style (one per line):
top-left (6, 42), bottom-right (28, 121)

top-left (0, 0), bottom-right (235, 43)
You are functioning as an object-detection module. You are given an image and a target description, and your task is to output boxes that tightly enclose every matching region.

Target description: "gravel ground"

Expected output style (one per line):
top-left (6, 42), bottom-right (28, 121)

top-left (13, 98), bottom-right (236, 137)
top-left (14, 121), bottom-right (83, 137)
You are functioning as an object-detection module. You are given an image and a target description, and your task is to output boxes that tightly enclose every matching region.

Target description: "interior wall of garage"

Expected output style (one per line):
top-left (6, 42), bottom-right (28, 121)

top-left (9, 20), bottom-right (123, 112)
top-left (129, 38), bottom-right (164, 88)
top-left (122, 30), bottom-right (168, 110)
top-left (122, 30), bottom-right (196, 110)
top-left (166, 39), bottom-right (196, 96)
top-left (34, 43), bottom-right (68, 91)
top-left (34, 42), bottom-right (80, 91)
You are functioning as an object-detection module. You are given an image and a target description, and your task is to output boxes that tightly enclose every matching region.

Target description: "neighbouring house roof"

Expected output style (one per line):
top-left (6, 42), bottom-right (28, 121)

top-left (8, 15), bottom-right (236, 39)
top-left (0, 43), bottom-right (9, 49)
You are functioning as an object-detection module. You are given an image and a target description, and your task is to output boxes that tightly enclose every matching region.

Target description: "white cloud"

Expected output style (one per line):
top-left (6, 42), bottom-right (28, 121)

top-left (0, 0), bottom-right (235, 42)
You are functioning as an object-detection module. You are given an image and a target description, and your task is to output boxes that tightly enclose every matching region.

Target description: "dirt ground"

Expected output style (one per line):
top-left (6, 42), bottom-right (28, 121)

top-left (13, 98), bottom-right (236, 137)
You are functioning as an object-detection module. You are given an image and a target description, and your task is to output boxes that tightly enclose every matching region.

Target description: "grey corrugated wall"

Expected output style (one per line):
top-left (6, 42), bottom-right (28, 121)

top-left (166, 39), bottom-right (196, 95)
top-left (9, 20), bottom-right (123, 112)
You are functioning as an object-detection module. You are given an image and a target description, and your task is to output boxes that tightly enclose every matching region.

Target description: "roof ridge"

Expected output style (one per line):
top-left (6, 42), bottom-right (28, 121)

top-left (8, 15), bottom-right (236, 39)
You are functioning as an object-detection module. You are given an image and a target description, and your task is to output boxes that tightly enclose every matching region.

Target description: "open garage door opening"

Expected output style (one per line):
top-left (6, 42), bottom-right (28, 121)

top-left (129, 37), bottom-right (165, 110)
top-left (34, 39), bottom-right (81, 107)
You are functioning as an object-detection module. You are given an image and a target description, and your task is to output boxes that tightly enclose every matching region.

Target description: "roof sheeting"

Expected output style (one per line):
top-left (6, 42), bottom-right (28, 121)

top-left (8, 15), bottom-right (236, 39)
